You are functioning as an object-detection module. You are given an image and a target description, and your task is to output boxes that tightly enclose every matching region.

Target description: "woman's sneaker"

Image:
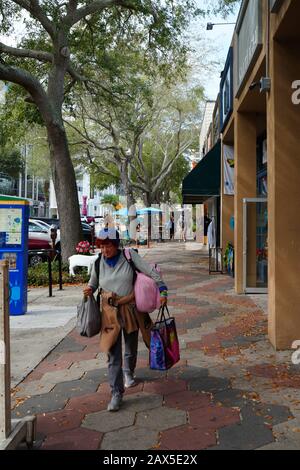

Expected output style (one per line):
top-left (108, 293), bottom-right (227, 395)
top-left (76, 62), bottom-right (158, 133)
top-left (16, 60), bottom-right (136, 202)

top-left (107, 393), bottom-right (123, 412)
top-left (124, 372), bottom-right (136, 389)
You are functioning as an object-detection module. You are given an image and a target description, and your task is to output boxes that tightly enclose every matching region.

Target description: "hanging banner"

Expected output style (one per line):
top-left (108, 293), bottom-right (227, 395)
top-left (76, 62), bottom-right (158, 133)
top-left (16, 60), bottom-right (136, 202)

top-left (223, 145), bottom-right (234, 195)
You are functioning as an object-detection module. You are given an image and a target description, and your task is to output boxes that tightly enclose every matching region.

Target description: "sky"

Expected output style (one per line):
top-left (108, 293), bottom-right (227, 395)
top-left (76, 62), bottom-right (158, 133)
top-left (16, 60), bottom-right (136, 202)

top-left (189, 0), bottom-right (239, 101)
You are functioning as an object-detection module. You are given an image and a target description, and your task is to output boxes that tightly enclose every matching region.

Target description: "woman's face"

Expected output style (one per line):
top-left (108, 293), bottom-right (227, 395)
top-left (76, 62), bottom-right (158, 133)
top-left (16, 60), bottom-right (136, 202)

top-left (99, 241), bottom-right (119, 258)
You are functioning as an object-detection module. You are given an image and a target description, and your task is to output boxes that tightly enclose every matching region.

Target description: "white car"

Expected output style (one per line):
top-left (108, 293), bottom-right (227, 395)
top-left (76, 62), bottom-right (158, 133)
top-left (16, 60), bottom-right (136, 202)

top-left (28, 219), bottom-right (61, 246)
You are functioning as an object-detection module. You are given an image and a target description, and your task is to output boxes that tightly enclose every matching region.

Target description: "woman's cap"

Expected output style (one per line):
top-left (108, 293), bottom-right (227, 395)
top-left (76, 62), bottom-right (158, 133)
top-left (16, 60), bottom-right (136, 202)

top-left (97, 227), bottom-right (120, 245)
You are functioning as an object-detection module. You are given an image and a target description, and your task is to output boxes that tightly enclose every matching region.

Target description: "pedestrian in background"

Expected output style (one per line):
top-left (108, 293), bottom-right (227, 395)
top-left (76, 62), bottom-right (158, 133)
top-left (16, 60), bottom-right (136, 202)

top-left (83, 228), bottom-right (168, 412)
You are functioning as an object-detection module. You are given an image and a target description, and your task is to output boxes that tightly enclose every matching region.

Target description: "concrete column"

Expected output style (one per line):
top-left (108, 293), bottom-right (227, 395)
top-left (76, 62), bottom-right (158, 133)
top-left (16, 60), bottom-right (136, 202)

top-left (267, 39), bottom-right (300, 349)
top-left (234, 113), bottom-right (257, 293)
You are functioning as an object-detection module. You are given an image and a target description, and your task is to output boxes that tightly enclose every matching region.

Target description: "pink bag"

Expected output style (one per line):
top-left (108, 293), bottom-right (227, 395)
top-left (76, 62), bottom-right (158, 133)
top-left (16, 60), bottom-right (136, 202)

top-left (124, 248), bottom-right (161, 313)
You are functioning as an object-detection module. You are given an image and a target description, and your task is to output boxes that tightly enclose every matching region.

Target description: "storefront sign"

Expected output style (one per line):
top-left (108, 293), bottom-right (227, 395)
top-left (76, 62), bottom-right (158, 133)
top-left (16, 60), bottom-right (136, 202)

top-left (236, 0), bottom-right (262, 95)
top-left (292, 80), bottom-right (300, 105)
top-left (220, 48), bottom-right (233, 132)
top-left (223, 145), bottom-right (234, 195)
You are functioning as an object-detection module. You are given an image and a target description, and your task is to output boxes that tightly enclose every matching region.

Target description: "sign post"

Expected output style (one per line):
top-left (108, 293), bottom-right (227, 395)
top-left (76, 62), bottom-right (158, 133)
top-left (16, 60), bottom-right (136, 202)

top-left (0, 262), bottom-right (36, 450)
top-left (0, 260), bottom-right (11, 441)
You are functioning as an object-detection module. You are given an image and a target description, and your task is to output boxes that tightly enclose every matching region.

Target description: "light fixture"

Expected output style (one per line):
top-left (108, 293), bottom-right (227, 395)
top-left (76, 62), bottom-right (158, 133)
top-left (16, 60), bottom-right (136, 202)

top-left (206, 22), bottom-right (236, 31)
top-left (249, 77), bottom-right (271, 93)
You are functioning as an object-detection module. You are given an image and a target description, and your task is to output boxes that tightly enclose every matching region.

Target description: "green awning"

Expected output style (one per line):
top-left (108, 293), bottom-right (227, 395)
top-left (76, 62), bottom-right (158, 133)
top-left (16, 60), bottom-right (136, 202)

top-left (182, 140), bottom-right (221, 204)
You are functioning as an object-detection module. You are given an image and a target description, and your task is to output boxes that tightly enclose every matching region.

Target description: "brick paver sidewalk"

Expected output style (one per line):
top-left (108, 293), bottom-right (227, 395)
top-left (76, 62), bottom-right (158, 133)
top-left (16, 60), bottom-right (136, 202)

top-left (12, 244), bottom-right (300, 450)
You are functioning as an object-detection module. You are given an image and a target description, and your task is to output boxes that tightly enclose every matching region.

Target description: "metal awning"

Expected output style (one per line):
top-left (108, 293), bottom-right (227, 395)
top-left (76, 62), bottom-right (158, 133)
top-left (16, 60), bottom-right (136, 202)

top-left (182, 140), bottom-right (221, 204)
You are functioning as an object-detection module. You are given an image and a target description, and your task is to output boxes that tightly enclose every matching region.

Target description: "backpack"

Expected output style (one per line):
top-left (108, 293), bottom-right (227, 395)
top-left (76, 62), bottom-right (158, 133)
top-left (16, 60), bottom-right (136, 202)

top-left (124, 248), bottom-right (161, 313)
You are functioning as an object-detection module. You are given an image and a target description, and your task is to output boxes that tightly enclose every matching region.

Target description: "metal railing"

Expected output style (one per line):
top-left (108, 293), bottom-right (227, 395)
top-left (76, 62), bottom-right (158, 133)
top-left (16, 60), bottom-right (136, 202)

top-left (209, 247), bottom-right (223, 275)
top-left (28, 249), bottom-right (63, 297)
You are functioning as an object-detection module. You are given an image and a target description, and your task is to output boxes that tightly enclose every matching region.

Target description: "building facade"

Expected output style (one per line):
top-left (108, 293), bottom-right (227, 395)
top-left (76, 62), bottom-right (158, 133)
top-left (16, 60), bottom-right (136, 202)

top-left (220, 0), bottom-right (300, 349)
top-left (49, 172), bottom-right (117, 218)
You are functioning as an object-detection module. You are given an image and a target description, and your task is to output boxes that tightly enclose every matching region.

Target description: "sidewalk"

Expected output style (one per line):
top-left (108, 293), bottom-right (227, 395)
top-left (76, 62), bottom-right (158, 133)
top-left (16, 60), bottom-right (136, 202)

top-left (11, 243), bottom-right (300, 450)
top-left (10, 286), bottom-right (83, 387)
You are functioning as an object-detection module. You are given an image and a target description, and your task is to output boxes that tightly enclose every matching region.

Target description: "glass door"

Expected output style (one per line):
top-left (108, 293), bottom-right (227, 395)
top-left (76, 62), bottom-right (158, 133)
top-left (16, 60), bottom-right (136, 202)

top-left (243, 198), bottom-right (268, 293)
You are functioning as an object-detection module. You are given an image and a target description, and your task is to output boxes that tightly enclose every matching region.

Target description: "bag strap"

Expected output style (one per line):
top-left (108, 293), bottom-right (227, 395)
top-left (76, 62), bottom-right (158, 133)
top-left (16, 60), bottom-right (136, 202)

top-left (94, 253), bottom-right (102, 281)
top-left (123, 248), bottom-right (138, 283)
top-left (94, 254), bottom-right (102, 304)
top-left (155, 305), bottom-right (171, 323)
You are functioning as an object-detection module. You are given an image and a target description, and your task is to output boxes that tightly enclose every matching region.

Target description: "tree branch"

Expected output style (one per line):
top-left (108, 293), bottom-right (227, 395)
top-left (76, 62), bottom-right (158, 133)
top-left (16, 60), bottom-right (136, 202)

top-left (0, 62), bottom-right (52, 121)
top-left (64, 0), bottom-right (117, 26)
top-left (13, 0), bottom-right (56, 39)
top-left (0, 42), bottom-right (85, 84)
top-left (0, 42), bottom-right (53, 63)
top-left (85, 148), bottom-right (118, 179)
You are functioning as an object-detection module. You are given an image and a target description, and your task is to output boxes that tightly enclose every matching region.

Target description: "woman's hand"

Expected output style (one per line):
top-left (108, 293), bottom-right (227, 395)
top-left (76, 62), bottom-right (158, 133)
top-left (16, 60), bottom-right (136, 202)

top-left (83, 286), bottom-right (93, 297)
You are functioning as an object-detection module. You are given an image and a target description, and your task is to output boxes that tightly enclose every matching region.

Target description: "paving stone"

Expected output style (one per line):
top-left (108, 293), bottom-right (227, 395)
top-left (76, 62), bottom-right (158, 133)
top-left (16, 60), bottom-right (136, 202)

top-left (270, 417), bottom-right (300, 443)
top-left (50, 336), bottom-right (85, 354)
top-left (82, 409), bottom-right (135, 433)
top-left (41, 427), bottom-right (102, 450)
top-left (100, 426), bottom-right (159, 450)
top-left (164, 390), bottom-right (211, 411)
top-left (257, 440), bottom-right (300, 450)
top-left (69, 358), bottom-right (108, 374)
top-left (167, 365), bottom-right (209, 381)
top-left (240, 403), bottom-right (293, 426)
top-left (189, 376), bottom-right (231, 394)
top-left (143, 378), bottom-right (187, 396)
top-left (135, 367), bottom-right (167, 382)
top-left (50, 377), bottom-right (99, 400)
top-left (178, 315), bottom-right (216, 330)
top-left (15, 380), bottom-right (56, 398)
top-left (160, 425), bottom-right (216, 450)
top-left (65, 392), bottom-right (109, 414)
top-left (12, 393), bottom-right (67, 418)
top-left (122, 393), bottom-right (163, 412)
top-left (84, 368), bottom-right (109, 383)
top-left (214, 421), bottom-right (275, 450)
top-left (41, 367), bottom-right (84, 384)
top-left (213, 389), bottom-right (252, 408)
top-left (189, 405), bottom-right (240, 430)
top-left (37, 409), bottom-right (84, 435)
top-left (136, 406), bottom-right (187, 431)
top-left (49, 350), bottom-right (97, 364)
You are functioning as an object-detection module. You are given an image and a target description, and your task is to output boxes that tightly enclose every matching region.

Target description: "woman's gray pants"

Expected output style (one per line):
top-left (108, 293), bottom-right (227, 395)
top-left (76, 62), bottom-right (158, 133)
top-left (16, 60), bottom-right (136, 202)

top-left (108, 329), bottom-right (139, 395)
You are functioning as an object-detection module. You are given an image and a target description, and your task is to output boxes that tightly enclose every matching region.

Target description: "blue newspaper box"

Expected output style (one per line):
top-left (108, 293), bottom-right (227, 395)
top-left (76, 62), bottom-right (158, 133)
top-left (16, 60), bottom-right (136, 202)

top-left (0, 195), bottom-right (29, 315)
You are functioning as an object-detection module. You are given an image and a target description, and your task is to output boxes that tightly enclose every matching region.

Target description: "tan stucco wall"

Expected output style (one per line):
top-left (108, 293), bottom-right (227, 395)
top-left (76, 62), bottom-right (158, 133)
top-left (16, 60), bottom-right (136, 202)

top-left (221, 194), bottom-right (234, 250)
top-left (267, 36), bottom-right (300, 349)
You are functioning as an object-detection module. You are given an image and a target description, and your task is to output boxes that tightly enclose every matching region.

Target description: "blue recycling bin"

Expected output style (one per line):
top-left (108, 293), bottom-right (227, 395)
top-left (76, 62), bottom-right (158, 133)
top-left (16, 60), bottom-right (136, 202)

top-left (0, 195), bottom-right (29, 315)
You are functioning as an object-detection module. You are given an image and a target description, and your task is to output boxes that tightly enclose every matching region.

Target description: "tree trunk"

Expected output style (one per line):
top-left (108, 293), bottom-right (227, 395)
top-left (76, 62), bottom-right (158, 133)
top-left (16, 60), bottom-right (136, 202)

top-left (47, 122), bottom-right (82, 261)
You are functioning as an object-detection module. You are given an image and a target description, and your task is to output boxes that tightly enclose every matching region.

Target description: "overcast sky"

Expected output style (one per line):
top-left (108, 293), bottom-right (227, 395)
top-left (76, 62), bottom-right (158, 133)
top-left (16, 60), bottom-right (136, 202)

top-left (189, 0), bottom-right (239, 101)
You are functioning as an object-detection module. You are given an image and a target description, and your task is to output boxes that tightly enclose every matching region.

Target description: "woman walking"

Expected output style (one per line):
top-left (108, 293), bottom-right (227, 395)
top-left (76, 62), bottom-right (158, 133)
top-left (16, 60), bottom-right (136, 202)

top-left (83, 228), bottom-right (168, 412)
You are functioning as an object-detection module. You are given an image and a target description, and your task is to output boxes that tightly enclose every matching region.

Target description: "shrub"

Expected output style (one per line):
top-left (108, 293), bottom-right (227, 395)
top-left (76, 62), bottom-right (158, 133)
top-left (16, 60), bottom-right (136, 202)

top-left (28, 260), bottom-right (90, 287)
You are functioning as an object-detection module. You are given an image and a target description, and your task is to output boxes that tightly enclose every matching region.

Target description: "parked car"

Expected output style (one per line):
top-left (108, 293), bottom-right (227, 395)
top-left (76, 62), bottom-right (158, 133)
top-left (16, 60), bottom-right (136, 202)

top-left (29, 219), bottom-right (61, 249)
top-left (30, 217), bottom-right (92, 244)
top-left (28, 237), bottom-right (52, 267)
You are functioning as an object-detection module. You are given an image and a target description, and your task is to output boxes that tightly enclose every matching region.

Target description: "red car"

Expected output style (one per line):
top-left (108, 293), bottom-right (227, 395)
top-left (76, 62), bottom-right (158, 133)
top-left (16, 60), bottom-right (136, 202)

top-left (28, 238), bottom-right (52, 267)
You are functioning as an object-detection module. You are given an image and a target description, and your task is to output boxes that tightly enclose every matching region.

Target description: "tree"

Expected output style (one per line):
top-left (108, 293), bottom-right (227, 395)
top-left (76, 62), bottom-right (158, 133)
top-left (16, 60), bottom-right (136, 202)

top-left (128, 83), bottom-right (203, 205)
top-left (205, 0), bottom-right (241, 17)
top-left (67, 78), bottom-right (202, 207)
top-left (0, 0), bottom-right (198, 260)
top-left (101, 194), bottom-right (119, 209)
